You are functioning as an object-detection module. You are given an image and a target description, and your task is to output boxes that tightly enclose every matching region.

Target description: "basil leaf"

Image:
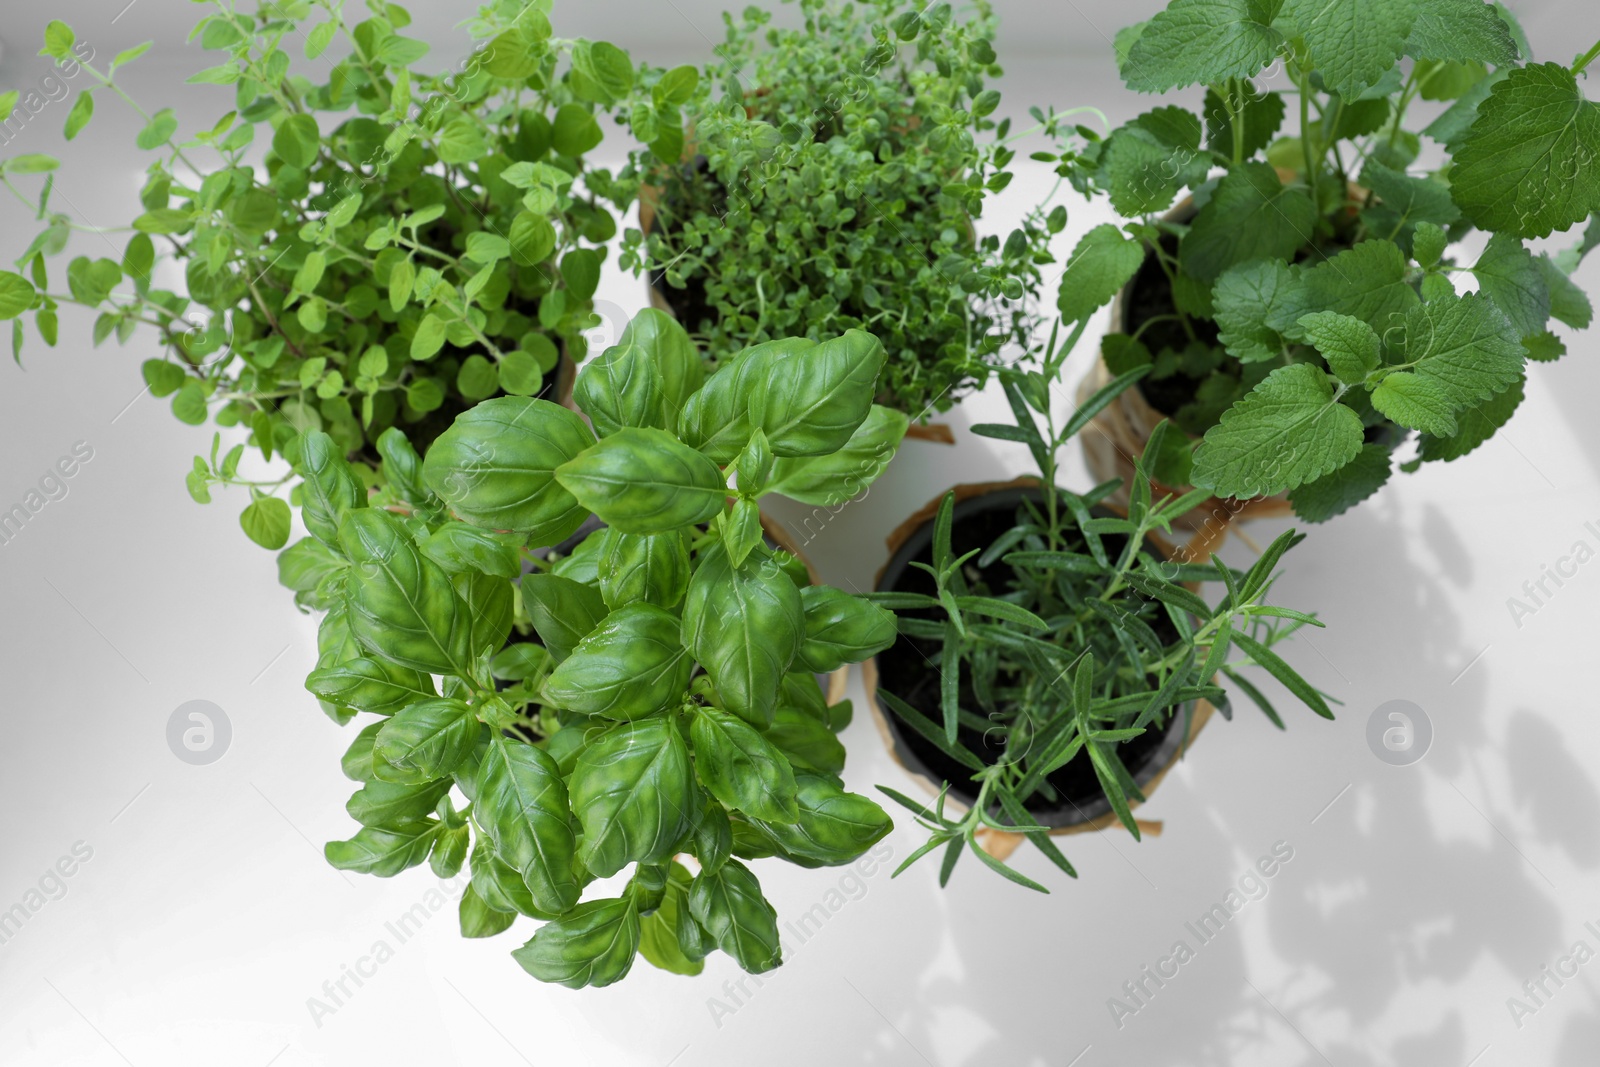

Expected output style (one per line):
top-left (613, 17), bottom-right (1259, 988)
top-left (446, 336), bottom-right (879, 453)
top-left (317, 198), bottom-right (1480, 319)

top-left (373, 698), bottom-right (479, 782)
top-left (688, 859), bottom-right (782, 973)
top-left (683, 545), bottom-right (805, 727)
top-left (796, 585), bottom-right (898, 673)
top-left (543, 604), bottom-right (692, 719)
top-left (422, 397), bottom-right (595, 543)
top-left (459, 883), bottom-right (517, 939)
top-left (296, 431), bottom-right (365, 546)
top-left (570, 718), bottom-right (695, 878)
top-left (572, 341), bottom-right (667, 436)
top-left (346, 778), bottom-right (452, 830)
top-left (512, 897), bottom-right (640, 989)
top-left (596, 527), bottom-right (691, 609)
top-left (306, 657), bottom-right (437, 716)
top-left (753, 329), bottom-right (884, 457)
top-left (745, 772), bottom-right (892, 866)
top-left (690, 706), bottom-right (800, 823)
top-left (474, 739), bottom-right (581, 915)
top-left (340, 509), bottom-right (474, 676)
top-left (618, 308), bottom-right (701, 427)
top-left (555, 427), bottom-right (726, 533)
top-left (325, 822), bottom-right (440, 877)
top-left (679, 338), bottom-right (811, 462)
top-left (521, 573), bottom-right (607, 662)
top-left (638, 862), bottom-right (704, 976)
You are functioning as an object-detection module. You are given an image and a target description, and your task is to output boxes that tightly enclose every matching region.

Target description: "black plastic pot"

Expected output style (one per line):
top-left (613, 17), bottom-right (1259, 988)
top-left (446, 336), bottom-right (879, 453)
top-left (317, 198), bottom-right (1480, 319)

top-left (869, 483), bottom-right (1197, 831)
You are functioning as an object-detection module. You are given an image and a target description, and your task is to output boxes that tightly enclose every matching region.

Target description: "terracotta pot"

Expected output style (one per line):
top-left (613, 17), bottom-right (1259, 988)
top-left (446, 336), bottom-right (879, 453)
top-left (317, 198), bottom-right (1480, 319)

top-left (864, 478), bottom-right (1221, 859)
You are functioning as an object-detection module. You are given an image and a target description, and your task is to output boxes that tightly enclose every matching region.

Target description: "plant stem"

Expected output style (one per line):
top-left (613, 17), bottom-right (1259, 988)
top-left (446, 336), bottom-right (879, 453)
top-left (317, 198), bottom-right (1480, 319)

top-left (1575, 39), bottom-right (1600, 76)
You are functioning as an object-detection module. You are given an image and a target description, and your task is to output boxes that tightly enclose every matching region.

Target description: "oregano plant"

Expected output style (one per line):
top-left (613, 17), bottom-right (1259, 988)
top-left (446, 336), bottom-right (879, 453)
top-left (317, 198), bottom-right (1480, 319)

top-left (1057, 0), bottom-right (1597, 520)
top-left (0, 1), bottom-right (672, 546)
top-left (294, 310), bottom-right (901, 986)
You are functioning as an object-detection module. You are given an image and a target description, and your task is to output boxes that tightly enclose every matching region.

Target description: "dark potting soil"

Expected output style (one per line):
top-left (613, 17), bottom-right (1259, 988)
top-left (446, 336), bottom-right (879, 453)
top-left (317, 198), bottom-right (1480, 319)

top-left (874, 488), bottom-right (1186, 824)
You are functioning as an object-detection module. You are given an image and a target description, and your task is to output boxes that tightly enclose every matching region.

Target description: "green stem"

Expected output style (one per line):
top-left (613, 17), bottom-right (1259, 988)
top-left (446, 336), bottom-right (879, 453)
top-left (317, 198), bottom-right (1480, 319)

top-left (1575, 39), bottom-right (1600, 76)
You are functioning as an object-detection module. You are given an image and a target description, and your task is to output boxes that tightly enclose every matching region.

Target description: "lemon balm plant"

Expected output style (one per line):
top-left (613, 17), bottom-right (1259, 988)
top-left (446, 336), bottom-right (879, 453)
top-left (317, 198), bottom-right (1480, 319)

top-left (618, 0), bottom-right (1080, 419)
top-left (1057, 0), bottom-right (1597, 521)
top-left (869, 322), bottom-right (1332, 890)
top-left (0, 1), bottom-right (671, 547)
top-left (291, 310), bottom-right (899, 986)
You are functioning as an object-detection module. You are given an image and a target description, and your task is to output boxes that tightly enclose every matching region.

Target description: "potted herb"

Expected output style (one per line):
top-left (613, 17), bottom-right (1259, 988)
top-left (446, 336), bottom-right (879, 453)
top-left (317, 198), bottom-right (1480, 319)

top-left (0, 4), bottom-right (660, 545)
top-left (617, 0), bottom-right (1074, 428)
top-left (866, 322), bottom-right (1332, 889)
top-left (292, 310), bottom-right (901, 985)
top-left (1058, 0), bottom-right (1597, 523)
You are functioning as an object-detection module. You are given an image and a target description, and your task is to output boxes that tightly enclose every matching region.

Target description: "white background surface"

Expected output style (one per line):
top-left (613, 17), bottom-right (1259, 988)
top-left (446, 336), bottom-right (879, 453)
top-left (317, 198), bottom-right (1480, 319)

top-left (2, 2), bottom-right (1600, 1065)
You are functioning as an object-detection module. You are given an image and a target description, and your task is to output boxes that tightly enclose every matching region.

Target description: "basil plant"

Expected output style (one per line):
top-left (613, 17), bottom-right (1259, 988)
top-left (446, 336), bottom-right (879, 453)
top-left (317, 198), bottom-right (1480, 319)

top-left (288, 310), bottom-right (900, 987)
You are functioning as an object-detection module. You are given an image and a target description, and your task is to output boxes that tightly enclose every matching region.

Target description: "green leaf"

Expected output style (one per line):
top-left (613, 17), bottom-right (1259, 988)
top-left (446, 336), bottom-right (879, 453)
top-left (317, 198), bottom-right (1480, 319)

top-left (420, 522), bottom-right (520, 579)
top-left (745, 773), bottom-right (893, 866)
top-left (423, 397), bottom-right (594, 543)
top-left (1358, 160), bottom-right (1461, 243)
top-left (306, 657), bottom-right (436, 716)
top-left (1122, 0), bottom-right (1285, 92)
top-left (346, 778), bottom-right (451, 830)
top-left (1056, 224), bottom-right (1145, 323)
top-left (551, 103), bottom-right (603, 156)
top-left (41, 20), bottom-right (75, 60)
top-left (655, 65), bottom-right (699, 107)
top-left (555, 427), bottom-right (725, 534)
top-left (688, 860), bottom-right (781, 973)
top-left (570, 718), bottom-right (695, 878)
top-left (63, 91), bottom-right (94, 141)
top-left (1451, 63), bottom-right (1600, 239)
top-left (1179, 164), bottom-right (1316, 284)
top-left (512, 898), bottom-right (639, 989)
top-left (373, 698), bottom-right (478, 782)
top-left (1471, 233), bottom-right (1550, 337)
top-left (1405, 0), bottom-right (1519, 65)
top-left (679, 338), bottom-right (807, 462)
top-left (1398, 292), bottom-right (1525, 410)
top-left (597, 527), bottom-right (691, 609)
top-left (1212, 260), bottom-right (1296, 363)
top-left (459, 884), bottom-right (517, 938)
top-left (639, 863), bottom-right (704, 975)
top-left (765, 405), bottom-right (908, 506)
top-left (339, 509), bottom-right (472, 676)
top-left (691, 707), bottom-right (799, 822)
top-left (497, 350), bottom-right (543, 396)
top-left (1098, 109), bottom-right (1208, 215)
top-left (436, 118), bottom-right (487, 165)
top-left (1269, 240), bottom-right (1419, 342)
top-left (296, 431), bottom-right (365, 547)
top-left (325, 823), bottom-right (440, 877)
top-left (754, 330), bottom-right (885, 457)
top-left (239, 496), bottom-right (291, 549)
top-left (171, 382), bottom-right (208, 426)
top-left (475, 739), bottom-right (581, 915)
top-left (4, 154), bottom-right (59, 175)
top-left (377, 35), bottom-right (430, 67)
top-left (0, 273), bottom-right (38, 320)
top-left (1299, 311), bottom-right (1381, 385)
top-left (573, 342), bottom-right (667, 436)
top-left (1538, 255), bottom-right (1593, 329)
top-left (521, 573), bottom-right (608, 662)
top-left (617, 308), bottom-right (702, 421)
top-left (1416, 374), bottom-right (1525, 462)
top-left (1191, 362), bottom-right (1365, 497)
top-left (1371, 372), bottom-right (1458, 435)
top-left (481, 19), bottom-right (548, 80)
top-left (1288, 443), bottom-right (1393, 521)
top-left (508, 210), bottom-right (556, 267)
top-left (796, 585), bottom-right (898, 674)
top-left (272, 113), bottom-right (320, 170)
top-left (543, 604), bottom-right (692, 719)
top-left (1279, 0), bottom-right (1416, 99)
top-left (1230, 632), bottom-right (1334, 718)
top-left (683, 545), bottom-right (805, 727)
